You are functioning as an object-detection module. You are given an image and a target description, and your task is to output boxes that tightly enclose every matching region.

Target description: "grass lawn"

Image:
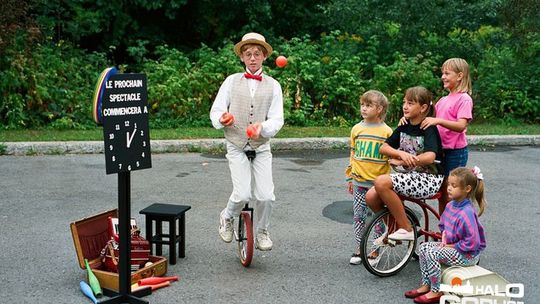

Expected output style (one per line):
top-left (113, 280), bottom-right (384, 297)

top-left (1, 123), bottom-right (539, 142)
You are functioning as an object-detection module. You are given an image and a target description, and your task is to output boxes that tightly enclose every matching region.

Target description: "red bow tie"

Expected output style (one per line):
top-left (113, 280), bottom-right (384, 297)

top-left (244, 73), bottom-right (262, 81)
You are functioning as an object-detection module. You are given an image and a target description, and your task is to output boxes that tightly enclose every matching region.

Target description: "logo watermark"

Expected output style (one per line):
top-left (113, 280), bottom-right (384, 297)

top-left (439, 266), bottom-right (524, 304)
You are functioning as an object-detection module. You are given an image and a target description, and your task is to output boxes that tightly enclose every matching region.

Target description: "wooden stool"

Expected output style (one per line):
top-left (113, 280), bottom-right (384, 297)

top-left (139, 203), bottom-right (191, 265)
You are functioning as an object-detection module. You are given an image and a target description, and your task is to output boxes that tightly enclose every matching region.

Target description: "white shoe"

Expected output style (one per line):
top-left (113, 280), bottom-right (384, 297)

top-left (255, 230), bottom-right (273, 251)
top-left (388, 228), bottom-right (415, 241)
top-left (219, 209), bottom-right (233, 243)
top-left (349, 254), bottom-right (362, 265)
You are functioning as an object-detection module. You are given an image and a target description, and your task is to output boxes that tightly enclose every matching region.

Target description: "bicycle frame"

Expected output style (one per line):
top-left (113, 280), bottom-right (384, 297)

top-left (400, 193), bottom-right (443, 242)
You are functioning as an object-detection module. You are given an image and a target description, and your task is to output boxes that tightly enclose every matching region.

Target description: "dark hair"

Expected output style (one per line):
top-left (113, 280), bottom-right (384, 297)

top-left (404, 86), bottom-right (434, 117)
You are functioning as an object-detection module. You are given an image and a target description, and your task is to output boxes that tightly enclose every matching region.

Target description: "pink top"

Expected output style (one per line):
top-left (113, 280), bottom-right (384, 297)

top-left (435, 92), bottom-right (473, 149)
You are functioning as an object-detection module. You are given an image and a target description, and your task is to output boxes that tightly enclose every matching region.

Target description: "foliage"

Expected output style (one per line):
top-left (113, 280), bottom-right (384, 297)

top-left (2, 0), bottom-right (540, 129)
top-left (30, 0), bottom-right (326, 63)
top-left (0, 38), bottom-right (108, 129)
top-left (371, 53), bottom-right (440, 122)
top-left (322, 0), bottom-right (502, 63)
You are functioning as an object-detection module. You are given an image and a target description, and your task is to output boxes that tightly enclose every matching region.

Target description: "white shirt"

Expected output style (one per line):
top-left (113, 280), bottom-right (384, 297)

top-left (210, 68), bottom-right (284, 138)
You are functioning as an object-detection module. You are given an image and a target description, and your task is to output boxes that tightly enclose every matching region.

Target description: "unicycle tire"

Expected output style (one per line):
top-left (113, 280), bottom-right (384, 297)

top-left (360, 207), bottom-right (418, 277)
top-left (237, 211), bottom-right (254, 267)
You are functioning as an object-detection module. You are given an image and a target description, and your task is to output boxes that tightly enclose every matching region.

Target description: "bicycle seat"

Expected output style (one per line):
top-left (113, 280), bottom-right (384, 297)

top-left (399, 191), bottom-right (442, 201)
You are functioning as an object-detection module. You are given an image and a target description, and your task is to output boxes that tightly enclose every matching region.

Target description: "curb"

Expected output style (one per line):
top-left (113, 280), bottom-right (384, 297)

top-left (2, 135), bottom-right (540, 156)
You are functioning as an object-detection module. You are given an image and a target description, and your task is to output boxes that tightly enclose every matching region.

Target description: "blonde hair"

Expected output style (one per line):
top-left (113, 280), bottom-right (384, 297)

top-left (442, 58), bottom-right (472, 95)
top-left (404, 86), bottom-right (434, 117)
top-left (450, 167), bottom-right (487, 216)
top-left (360, 90), bottom-right (389, 120)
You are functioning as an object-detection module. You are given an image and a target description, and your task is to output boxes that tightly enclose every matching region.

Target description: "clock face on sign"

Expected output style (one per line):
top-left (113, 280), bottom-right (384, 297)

top-left (102, 73), bottom-right (152, 174)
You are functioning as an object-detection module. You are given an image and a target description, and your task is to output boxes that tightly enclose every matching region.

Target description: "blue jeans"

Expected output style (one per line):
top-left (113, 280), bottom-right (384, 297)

top-left (443, 147), bottom-right (468, 176)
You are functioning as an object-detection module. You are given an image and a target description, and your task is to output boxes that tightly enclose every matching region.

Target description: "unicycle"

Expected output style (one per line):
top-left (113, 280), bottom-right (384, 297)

top-left (234, 149), bottom-right (257, 267)
top-left (235, 203), bottom-right (254, 267)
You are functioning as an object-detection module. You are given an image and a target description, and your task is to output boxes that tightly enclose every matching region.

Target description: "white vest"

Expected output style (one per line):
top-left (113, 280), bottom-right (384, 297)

top-left (224, 73), bottom-right (273, 149)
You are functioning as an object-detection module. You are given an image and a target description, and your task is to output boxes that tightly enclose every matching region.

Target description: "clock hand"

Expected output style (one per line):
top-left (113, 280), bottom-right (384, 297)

top-left (127, 128), bottom-right (137, 148)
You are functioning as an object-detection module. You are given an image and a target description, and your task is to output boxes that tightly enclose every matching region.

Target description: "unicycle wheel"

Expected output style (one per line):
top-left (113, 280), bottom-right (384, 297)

top-left (237, 211), bottom-right (253, 267)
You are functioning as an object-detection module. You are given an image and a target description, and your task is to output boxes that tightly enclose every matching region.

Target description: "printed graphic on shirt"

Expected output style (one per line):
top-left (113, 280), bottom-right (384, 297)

top-left (353, 135), bottom-right (387, 164)
top-left (399, 132), bottom-right (436, 174)
top-left (399, 132), bottom-right (424, 155)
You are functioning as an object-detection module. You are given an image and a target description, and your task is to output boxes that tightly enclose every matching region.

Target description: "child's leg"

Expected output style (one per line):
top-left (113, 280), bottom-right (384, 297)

top-left (352, 186), bottom-right (369, 251)
top-left (440, 148), bottom-right (468, 214)
top-left (374, 175), bottom-right (411, 231)
top-left (419, 242), bottom-right (478, 293)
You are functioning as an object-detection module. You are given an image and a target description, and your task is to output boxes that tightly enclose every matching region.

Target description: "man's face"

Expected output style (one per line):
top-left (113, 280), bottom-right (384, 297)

top-left (240, 45), bottom-right (266, 73)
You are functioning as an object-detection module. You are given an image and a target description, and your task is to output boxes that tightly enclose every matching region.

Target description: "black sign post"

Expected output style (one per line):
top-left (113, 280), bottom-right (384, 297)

top-left (100, 73), bottom-right (152, 304)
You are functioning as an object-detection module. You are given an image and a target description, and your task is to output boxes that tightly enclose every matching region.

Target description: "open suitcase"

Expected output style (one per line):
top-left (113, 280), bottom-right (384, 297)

top-left (70, 208), bottom-right (167, 291)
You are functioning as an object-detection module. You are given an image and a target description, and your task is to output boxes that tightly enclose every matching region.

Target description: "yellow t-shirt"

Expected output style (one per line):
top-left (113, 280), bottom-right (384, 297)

top-left (346, 121), bottom-right (392, 183)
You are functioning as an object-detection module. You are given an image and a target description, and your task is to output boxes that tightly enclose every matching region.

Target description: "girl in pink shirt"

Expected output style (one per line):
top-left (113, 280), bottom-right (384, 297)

top-left (421, 58), bottom-right (473, 214)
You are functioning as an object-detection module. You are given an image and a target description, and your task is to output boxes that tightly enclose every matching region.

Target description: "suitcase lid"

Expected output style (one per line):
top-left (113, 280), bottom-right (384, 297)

top-left (70, 208), bottom-right (117, 269)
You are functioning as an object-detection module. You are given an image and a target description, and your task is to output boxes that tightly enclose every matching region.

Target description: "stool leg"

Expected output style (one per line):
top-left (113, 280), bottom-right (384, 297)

top-left (145, 217), bottom-right (153, 255)
top-left (179, 215), bottom-right (186, 258)
top-left (169, 219), bottom-right (176, 265)
top-left (156, 220), bottom-right (163, 256)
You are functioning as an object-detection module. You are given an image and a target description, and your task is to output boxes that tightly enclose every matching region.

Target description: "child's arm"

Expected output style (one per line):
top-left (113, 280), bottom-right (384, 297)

top-left (420, 117), bottom-right (469, 132)
top-left (450, 213), bottom-right (482, 252)
top-left (380, 143), bottom-right (419, 167)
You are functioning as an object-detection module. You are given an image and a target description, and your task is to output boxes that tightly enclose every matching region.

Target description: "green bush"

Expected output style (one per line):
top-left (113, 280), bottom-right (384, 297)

top-left (2, 29), bottom-right (539, 129)
top-left (0, 37), bottom-right (108, 129)
top-left (371, 52), bottom-right (440, 122)
top-left (476, 43), bottom-right (540, 122)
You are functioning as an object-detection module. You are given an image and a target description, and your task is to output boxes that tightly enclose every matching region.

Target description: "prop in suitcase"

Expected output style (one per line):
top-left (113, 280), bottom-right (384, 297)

top-left (70, 209), bottom-right (167, 291)
top-left (101, 217), bottom-right (150, 273)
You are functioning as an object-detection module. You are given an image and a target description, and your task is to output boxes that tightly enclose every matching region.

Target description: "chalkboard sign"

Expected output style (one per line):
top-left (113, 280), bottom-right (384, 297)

top-left (101, 73), bottom-right (152, 175)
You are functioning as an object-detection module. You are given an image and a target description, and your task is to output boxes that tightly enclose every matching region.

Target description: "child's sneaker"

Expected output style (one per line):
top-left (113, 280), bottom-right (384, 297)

top-left (388, 228), bottom-right (414, 241)
top-left (219, 209), bottom-right (234, 243)
top-left (255, 229), bottom-right (273, 251)
top-left (349, 253), bottom-right (362, 265)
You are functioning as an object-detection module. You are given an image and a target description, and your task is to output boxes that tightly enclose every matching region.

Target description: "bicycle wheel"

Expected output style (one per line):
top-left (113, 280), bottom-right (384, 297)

top-left (360, 207), bottom-right (418, 277)
top-left (237, 211), bottom-right (253, 267)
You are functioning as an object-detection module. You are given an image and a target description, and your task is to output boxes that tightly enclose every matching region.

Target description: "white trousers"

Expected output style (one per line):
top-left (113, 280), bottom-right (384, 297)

top-left (224, 141), bottom-right (275, 232)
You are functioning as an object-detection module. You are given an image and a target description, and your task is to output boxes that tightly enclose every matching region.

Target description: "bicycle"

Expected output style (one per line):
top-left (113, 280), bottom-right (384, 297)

top-left (359, 191), bottom-right (444, 277)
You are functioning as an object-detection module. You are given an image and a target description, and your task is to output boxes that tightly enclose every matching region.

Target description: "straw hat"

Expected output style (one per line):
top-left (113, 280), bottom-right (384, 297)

top-left (234, 32), bottom-right (273, 57)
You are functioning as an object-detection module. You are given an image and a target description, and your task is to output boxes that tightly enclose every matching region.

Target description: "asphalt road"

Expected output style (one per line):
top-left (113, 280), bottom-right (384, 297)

top-left (0, 147), bottom-right (539, 303)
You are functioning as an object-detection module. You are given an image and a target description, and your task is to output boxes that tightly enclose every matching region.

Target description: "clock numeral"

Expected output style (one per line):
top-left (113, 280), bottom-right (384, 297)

top-left (128, 165), bottom-right (132, 171)
top-left (142, 152), bottom-right (145, 158)
top-left (140, 130), bottom-right (144, 136)
top-left (125, 121), bottom-right (130, 127)
top-left (109, 145), bottom-right (113, 151)
top-left (109, 133), bottom-right (114, 140)
top-left (143, 141), bottom-right (146, 147)
top-left (119, 163), bottom-right (122, 169)
top-left (134, 123), bottom-right (138, 128)
top-left (136, 161), bottom-right (140, 167)
top-left (112, 156), bottom-right (115, 162)
top-left (115, 124), bottom-right (120, 130)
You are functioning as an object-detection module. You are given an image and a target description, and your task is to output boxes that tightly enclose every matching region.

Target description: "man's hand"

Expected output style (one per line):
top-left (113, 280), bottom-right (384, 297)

top-left (220, 112), bottom-right (235, 126)
top-left (246, 123), bottom-right (262, 139)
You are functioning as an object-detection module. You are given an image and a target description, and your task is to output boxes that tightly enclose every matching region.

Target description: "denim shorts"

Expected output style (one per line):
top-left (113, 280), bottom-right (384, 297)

top-left (443, 147), bottom-right (468, 176)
